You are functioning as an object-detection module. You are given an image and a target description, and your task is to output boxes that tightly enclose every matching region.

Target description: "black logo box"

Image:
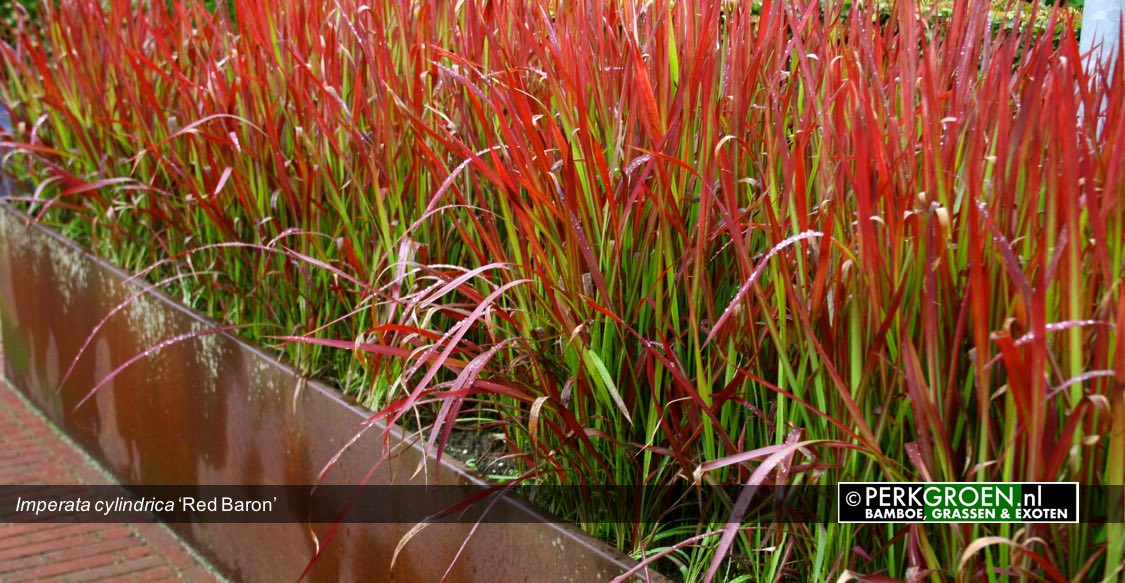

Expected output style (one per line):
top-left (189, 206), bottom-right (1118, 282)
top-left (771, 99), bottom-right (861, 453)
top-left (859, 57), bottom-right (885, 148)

top-left (838, 483), bottom-right (1079, 523)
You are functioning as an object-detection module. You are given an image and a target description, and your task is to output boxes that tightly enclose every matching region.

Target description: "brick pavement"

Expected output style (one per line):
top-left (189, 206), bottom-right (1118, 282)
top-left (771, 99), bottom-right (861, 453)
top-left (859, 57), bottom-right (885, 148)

top-left (0, 381), bottom-right (222, 582)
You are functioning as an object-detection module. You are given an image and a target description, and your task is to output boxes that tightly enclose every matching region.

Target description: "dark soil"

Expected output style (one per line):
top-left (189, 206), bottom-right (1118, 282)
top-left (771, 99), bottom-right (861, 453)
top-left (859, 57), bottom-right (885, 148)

top-left (442, 428), bottom-right (518, 478)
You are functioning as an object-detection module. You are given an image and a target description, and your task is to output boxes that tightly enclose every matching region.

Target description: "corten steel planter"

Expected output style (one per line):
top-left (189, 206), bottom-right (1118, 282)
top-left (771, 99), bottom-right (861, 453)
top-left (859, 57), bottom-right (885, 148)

top-left (0, 203), bottom-right (664, 583)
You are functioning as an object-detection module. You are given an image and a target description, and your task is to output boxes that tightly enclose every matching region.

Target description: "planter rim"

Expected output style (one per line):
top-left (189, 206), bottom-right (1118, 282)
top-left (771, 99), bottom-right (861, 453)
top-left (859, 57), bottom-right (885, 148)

top-left (0, 200), bottom-right (664, 582)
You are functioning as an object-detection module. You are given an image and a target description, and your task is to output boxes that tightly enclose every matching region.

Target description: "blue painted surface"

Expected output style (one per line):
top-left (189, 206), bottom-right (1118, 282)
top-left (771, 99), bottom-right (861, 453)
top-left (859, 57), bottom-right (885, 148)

top-left (0, 106), bottom-right (10, 197)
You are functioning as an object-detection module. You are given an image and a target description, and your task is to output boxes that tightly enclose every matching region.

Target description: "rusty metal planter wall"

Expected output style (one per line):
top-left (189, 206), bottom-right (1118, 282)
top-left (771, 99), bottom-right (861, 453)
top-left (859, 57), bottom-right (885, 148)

top-left (0, 204), bottom-right (660, 583)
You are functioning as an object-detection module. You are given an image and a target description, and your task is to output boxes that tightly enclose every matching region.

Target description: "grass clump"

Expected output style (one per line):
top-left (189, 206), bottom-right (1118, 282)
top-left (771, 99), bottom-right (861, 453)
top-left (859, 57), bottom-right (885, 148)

top-left (1, 0), bottom-right (1123, 580)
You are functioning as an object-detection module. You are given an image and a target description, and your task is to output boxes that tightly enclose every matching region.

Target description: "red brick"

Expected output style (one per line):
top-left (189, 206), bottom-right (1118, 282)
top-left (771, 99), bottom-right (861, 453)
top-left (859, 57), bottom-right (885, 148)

top-left (64, 554), bottom-right (168, 582)
top-left (0, 522), bottom-right (101, 551)
top-left (178, 566), bottom-right (224, 583)
top-left (130, 566), bottom-right (179, 581)
top-left (4, 549), bottom-right (120, 582)
top-left (0, 521), bottom-right (74, 537)
top-left (0, 534), bottom-right (139, 575)
top-left (0, 380), bottom-right (218, 582)
top-left (0, 452), bottom-right (47, 465)
top-left (0, 441), bottom-right (48, 456)
top-left (0, 530), bottom-right (114, 562)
